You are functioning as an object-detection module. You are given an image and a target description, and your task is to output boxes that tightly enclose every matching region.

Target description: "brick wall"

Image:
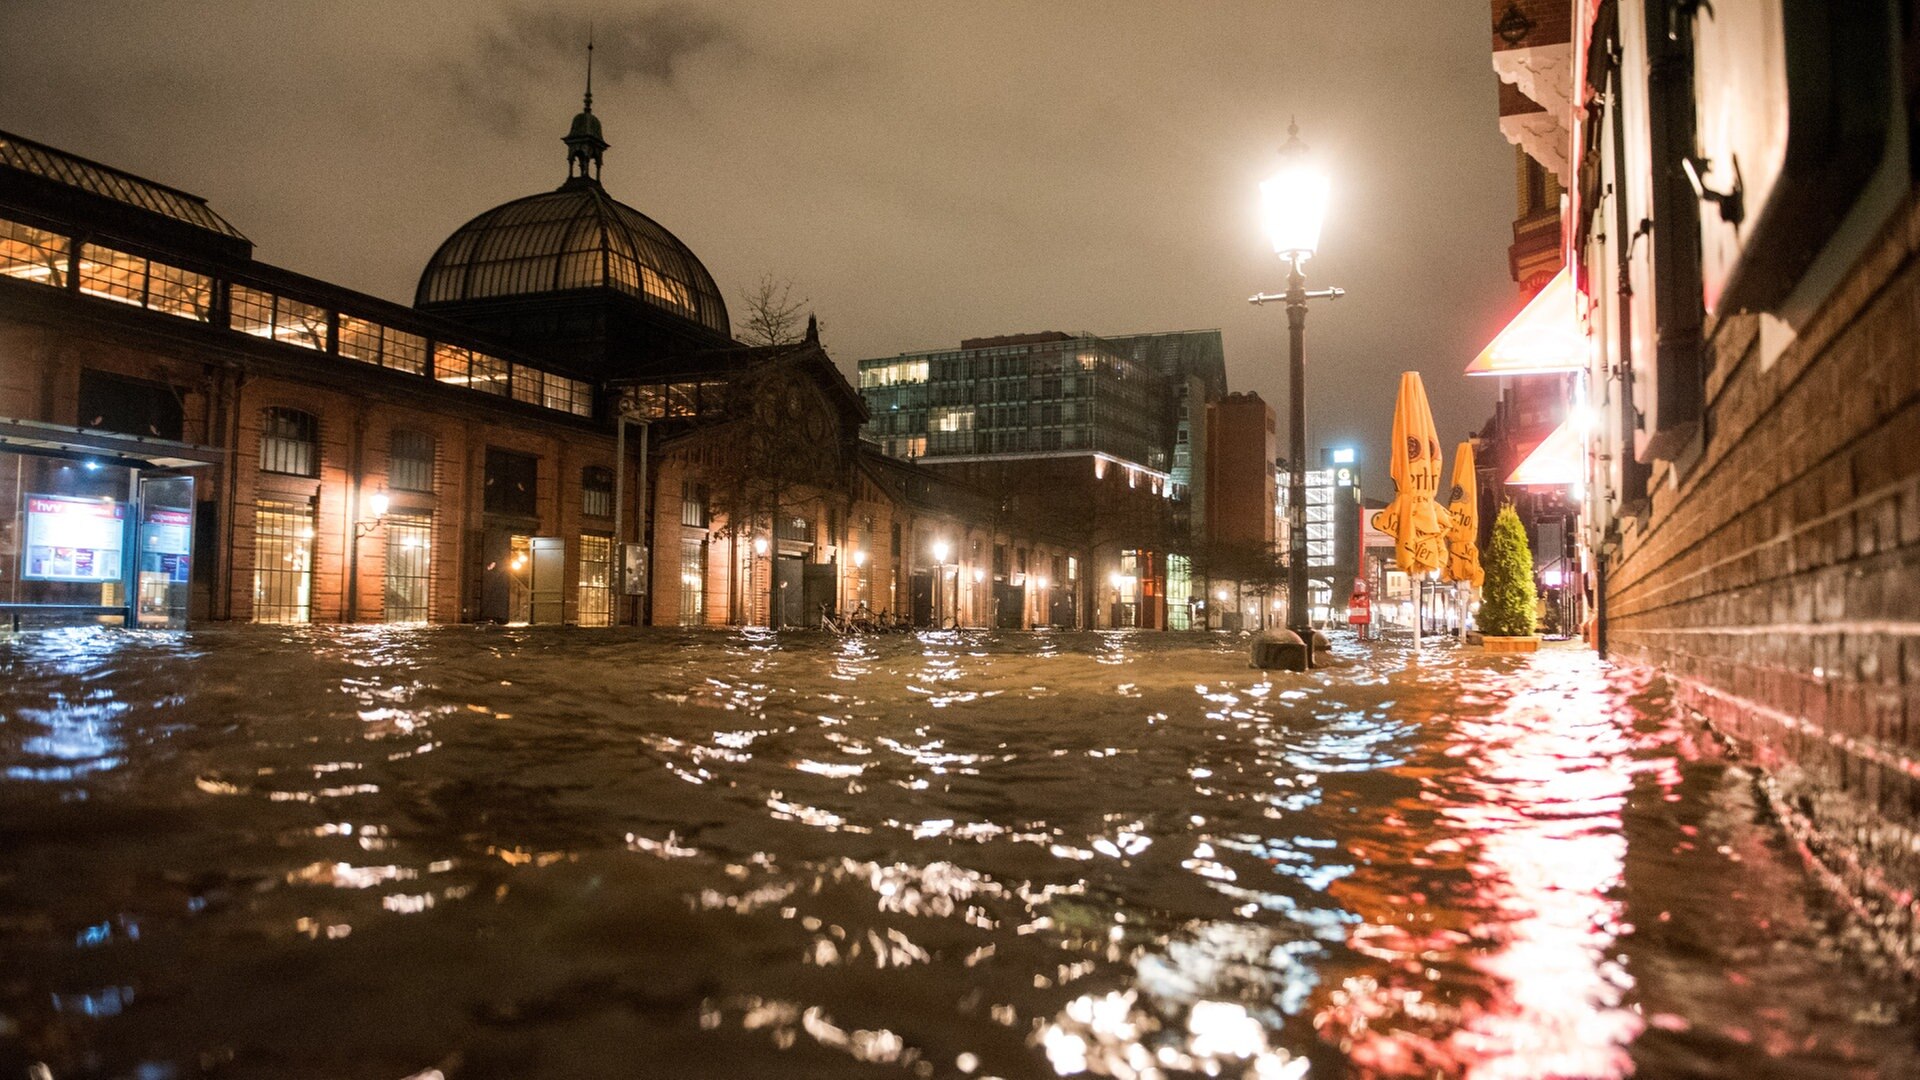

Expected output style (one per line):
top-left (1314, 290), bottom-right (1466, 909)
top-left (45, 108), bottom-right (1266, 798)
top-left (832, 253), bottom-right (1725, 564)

top-left (1606, 193), bottom-right (1920, 959)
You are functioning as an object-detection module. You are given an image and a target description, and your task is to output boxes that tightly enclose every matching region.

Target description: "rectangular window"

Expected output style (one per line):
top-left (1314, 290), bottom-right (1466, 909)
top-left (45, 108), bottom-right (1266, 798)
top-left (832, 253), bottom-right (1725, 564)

top-left (484, 447), bottom-right (538, 516)
top-left (77, 244), bottom-right (145, 307)
top-left (582, 466), bottom-right (613, 519)
top-left (680, 480), bottom-right (709, 528)
top-left (512, 366), bottom-right (546, 407)
top-left (435, 344), bottom-right (508, 396)
top-left (145, 260), bottom-right (213, 321)
top-left (0, 217), bottom-right (68, 287)
top-left (389, 430), bottom-right (434, 493)
top-left (341, 319), bottom-right (428, 375)
top-left (259, 408), bottom-right (318, 477)
top-left (546, 374), bottom-right (592, 417)
top-left (229, 284), bottom-right (324, 344)
top-left (79, 369), bottom-right (184, 440)
top-left (253, 499), bottom-right (314, 624)
top-left (577, 534), bottom-right (611, 627)
top-left (384, 327), bottom-right (427, 374)
top-left (337, 315), bottom-right (383, 365)
top-left (383, 514), bottom-right (432, 624)
top-left (679, 537), bottom-right (706, 625)
top-left (230, 285), bottom-right (274, 337)
top-left (273, 296), bottom-right (328, 350)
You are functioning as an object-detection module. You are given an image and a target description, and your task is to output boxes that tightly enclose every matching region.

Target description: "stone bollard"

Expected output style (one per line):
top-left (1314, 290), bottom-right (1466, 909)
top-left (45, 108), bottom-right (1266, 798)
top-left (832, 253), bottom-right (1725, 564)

top-left (1310, 630), bottom-right (1332, 667)
top-left (1251, 629), bottom-right (1310, 672)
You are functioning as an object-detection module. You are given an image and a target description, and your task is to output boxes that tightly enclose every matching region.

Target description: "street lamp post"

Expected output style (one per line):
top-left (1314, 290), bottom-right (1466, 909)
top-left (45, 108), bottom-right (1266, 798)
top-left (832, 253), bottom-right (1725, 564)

top-left (1251, 120), bottom-right (1343, 652)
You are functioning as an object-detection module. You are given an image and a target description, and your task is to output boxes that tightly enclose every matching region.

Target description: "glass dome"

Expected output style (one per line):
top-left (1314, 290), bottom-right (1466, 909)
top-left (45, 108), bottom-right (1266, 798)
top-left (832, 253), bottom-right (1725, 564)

top-left (415, 180), bottom-right (729, 337)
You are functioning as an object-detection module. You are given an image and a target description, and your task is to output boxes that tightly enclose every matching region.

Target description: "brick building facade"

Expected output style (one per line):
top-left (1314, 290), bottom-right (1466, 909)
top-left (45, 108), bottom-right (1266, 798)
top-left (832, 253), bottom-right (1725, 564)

top-left (1541, 1), bottom-right (1920, 961)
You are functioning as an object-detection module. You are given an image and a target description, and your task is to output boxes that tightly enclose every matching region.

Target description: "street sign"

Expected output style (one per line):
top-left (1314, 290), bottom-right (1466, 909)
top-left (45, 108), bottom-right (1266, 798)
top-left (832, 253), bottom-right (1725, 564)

top-left (1347, 576), bottom-right (1371, 625)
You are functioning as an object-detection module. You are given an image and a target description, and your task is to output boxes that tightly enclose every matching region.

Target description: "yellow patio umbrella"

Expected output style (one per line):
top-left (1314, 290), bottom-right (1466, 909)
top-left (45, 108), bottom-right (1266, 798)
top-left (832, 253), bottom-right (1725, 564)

top-left (1370, 372), bottom-right (1451, 576)
top-left (1444, 440), bottom-right (1483, 588)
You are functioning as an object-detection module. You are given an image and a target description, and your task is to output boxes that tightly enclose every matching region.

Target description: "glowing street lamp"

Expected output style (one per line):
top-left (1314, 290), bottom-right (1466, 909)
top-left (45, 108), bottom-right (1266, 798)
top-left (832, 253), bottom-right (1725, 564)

top-left (1250, 120), bottom-right (1344, 657)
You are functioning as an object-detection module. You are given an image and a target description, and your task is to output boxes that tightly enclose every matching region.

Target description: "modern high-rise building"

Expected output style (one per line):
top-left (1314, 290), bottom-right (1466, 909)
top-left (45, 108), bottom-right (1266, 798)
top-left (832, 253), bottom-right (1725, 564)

top-left (856, 329), bottom-right (1226, 629)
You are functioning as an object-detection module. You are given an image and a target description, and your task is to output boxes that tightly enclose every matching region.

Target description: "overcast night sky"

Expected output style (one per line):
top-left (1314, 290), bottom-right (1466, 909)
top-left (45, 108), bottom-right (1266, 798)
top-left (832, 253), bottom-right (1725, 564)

top-left (0, 2), bottom-right (1519, 490)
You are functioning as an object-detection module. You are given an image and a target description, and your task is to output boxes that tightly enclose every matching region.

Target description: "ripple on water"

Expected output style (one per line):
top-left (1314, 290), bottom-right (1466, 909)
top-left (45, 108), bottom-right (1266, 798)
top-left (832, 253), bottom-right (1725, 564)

top-left (0, 626), bottom-right (1912, 1079)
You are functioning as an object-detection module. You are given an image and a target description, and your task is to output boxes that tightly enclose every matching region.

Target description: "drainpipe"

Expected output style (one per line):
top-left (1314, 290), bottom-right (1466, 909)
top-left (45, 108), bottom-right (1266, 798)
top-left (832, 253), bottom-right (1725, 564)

top-left (612, 413), bottom-right (626, 624)
top-left (345, 406), bottom-right (366, 623)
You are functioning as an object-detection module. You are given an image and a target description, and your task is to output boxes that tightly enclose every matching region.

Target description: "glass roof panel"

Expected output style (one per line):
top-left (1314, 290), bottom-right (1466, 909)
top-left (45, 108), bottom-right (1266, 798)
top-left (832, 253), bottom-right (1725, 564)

top-left (0, 132), bottom-right (248, 241)
top-left (415, 185), bottom-right (729, 335)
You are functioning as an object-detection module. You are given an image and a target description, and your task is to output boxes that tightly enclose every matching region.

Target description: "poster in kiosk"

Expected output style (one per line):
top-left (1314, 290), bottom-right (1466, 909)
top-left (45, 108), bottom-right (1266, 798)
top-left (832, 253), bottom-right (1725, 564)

top-left (16, 474), bottom-right (194, 627)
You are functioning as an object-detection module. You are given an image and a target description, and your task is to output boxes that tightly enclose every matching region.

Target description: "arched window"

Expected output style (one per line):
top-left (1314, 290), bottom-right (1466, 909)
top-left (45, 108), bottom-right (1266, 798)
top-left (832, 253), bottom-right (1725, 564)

top-left (259, 407), bottom-right (318, 477)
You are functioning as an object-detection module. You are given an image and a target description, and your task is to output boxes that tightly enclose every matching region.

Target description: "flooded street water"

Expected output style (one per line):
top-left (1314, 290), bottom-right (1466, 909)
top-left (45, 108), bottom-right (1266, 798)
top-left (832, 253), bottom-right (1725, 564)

top-left (0, 627), bottom-right (1913, 1079)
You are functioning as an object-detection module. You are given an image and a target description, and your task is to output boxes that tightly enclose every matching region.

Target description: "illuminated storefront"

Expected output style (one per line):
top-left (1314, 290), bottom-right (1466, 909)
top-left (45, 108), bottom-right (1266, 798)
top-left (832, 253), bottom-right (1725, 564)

top-left (1, 419), bottom-right (215, 629)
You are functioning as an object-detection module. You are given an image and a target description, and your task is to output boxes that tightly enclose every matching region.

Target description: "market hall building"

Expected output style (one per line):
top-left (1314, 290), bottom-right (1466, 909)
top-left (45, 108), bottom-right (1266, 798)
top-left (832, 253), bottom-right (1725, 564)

top-left (0, 104), bottom-right (1084, 630)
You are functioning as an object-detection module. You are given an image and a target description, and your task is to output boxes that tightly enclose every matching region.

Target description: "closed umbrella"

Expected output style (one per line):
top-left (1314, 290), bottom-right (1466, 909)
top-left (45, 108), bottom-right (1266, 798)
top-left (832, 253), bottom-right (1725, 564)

top-left (1370, 372), bottom-right (1451, 646)
top-left (1444, 439), bottom-right (1483, 639)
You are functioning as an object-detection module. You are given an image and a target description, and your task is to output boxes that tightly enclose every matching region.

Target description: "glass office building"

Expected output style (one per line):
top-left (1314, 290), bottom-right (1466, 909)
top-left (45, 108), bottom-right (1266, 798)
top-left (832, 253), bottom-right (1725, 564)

top-left (857, 330), bottom-right (1223, 482)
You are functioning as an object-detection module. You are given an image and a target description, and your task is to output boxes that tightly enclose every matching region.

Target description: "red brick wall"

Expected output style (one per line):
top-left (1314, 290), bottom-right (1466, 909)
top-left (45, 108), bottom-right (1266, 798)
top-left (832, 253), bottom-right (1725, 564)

top-left (1605, 193), bottom-right (1920, 952)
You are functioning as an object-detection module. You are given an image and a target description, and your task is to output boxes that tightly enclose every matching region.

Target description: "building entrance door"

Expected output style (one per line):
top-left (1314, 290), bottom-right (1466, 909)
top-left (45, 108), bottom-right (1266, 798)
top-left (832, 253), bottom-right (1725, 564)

top-left (772, 554), bottom-right (804, 627)
top-left (802, 561), bottom-right (835, 628)
top-left (520, 536), bottom-right (564, 624)
top-left (134, 474), bottom-right (194, 628)
top-left (909, 571), bottom-right (933, 627)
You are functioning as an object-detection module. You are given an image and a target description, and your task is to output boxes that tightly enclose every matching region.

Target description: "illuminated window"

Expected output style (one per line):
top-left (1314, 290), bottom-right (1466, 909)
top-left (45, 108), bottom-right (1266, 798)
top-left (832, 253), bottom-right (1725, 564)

top-left (1, 218), bottom-right (69, 286)
top-left (577, 534), bottom-right (611, 627)
top-left (253, 499), bottom-right (314, 624)
top-left (679, 537), bottom-right (706, 625)
top-left (340, 315), bottom-right (425, 373)
top-left (145, 261), bottom-right (212, 320)
top-left (383, 515), bottom-right (432, 624)
top-left (77, 244), bottom-right (144, 306)
top-left (383, 328), bottom-right (427, 374)
top-left (229, 285), bottom-right (324, 346)
top-left (435, 344), bottom-right (508, 396)
top-left (545, 374), bottom-right (592, 417)
top-left (259, 407), bottom-right (319, 477)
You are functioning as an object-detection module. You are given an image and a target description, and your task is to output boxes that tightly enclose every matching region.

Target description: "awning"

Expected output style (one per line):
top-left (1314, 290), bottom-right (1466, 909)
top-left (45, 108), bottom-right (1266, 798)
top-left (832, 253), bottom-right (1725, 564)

top-left (1464, 267), bottom-right (1586, 376)
top-left (1505, 420), bottom-right (1583, 487)
top-left (0, 417), bottom-right (223, 469)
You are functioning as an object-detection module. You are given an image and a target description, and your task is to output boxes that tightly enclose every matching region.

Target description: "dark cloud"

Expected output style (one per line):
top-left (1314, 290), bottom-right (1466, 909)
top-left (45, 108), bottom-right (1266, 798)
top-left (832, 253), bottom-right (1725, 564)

top-left (0, 2), bottom-right (1514, 493)
top-left (438, 5), bottom-right (745, 135)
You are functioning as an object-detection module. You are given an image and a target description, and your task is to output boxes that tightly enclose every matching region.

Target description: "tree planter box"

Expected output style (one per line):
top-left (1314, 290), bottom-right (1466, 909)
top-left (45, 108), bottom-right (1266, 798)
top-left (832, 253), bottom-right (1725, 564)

top-left (1482, 635), bottom-right (1540, 654)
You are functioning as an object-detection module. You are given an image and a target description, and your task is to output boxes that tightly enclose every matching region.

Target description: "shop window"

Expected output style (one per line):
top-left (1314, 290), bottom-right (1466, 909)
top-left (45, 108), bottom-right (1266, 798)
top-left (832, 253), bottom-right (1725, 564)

top-left (577, 534), bottom-right (611, 627)
top-left (79, 370), bottom-right (183, 440)
top-left (484, 447), bottom-right (538, 516)
top-left (259, 407), bottom-right (318, 477)
top-left (253, 498), bottom-right (314, 624)
top-left (582, 466), bottom-right (614, 519)
top-left (390, 430), bottom-right (435, 493)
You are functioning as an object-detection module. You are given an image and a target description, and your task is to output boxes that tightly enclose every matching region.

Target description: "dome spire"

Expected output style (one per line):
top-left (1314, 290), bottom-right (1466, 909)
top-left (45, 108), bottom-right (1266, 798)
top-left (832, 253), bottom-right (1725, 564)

top-left (564, 28), bottom-right (608, 184)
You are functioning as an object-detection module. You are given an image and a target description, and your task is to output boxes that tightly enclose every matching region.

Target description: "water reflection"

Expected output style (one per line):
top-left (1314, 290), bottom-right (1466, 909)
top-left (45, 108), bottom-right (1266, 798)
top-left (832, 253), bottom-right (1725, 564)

top-left (0, 627), bottom-right (1912, 1078)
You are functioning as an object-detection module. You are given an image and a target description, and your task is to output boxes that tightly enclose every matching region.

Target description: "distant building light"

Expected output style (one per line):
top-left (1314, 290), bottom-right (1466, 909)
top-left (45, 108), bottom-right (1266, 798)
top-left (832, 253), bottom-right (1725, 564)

top-left (1331, 447), bottom-right (1356, 464)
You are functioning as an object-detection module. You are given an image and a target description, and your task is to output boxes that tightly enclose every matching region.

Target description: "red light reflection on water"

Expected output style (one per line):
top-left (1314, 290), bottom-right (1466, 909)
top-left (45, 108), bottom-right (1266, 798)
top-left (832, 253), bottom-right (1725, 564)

top-left (1318, 654), bottom-right (1647, 1078)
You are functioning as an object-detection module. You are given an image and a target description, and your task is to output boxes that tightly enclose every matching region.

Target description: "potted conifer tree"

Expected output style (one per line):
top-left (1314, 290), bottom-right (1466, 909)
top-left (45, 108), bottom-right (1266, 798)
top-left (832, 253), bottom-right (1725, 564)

top-left (1478, 505), bottom-right (1540, 653)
